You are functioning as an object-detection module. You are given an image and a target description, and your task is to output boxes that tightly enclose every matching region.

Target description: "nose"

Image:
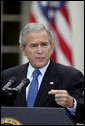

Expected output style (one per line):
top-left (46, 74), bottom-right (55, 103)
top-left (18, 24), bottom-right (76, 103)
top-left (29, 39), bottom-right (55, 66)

top-left (37, 45), bottom-right (43, 54)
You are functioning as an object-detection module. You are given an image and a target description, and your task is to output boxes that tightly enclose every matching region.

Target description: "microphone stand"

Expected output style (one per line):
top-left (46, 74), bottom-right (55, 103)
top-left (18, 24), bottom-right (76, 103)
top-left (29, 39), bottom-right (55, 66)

top-left (1, 88), bottom-right (18, 106)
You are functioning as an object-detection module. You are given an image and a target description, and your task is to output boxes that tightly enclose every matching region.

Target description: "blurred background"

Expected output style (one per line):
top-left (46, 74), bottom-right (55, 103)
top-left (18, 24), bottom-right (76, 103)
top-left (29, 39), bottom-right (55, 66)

top-left (1, 1), bottom-right (84, 74)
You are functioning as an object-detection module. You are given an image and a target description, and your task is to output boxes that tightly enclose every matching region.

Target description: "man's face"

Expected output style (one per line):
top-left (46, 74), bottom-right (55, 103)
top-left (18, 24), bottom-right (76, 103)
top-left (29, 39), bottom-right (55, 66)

top-left (20, 30), bottom-right (54, 69)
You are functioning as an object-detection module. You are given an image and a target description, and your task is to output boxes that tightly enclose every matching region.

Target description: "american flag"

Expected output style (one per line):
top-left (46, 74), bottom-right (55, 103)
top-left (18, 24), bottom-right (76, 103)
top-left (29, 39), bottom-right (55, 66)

top-left (29, 1), bottom-right (73, 66)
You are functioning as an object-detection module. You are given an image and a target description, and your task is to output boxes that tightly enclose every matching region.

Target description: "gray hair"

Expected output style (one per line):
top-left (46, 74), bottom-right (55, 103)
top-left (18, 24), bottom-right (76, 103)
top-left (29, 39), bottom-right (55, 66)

top-left (19, 23), bottom-right (53, 46)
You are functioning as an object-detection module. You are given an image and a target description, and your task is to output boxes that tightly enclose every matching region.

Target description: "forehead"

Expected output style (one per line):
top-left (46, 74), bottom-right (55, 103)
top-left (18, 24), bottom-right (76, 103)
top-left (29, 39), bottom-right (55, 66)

top-left (26, 30), bottom-right (49, 39)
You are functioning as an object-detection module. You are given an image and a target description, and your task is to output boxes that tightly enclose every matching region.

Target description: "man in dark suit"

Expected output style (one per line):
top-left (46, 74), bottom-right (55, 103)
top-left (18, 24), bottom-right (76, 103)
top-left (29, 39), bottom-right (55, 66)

top-left (1, 23), bottom-right (84, 123)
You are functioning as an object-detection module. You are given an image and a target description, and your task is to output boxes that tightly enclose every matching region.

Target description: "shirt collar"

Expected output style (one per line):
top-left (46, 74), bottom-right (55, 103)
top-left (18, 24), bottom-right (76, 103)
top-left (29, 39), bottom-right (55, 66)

top-left (39, 60), bottom-right (50, 76)
top-left (27, 60), bottom-right (50, 77)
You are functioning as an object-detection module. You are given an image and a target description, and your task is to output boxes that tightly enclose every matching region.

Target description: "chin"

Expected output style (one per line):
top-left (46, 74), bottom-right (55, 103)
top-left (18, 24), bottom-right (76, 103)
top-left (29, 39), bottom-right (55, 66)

top-left (35, 62), bottom-right (47, 69)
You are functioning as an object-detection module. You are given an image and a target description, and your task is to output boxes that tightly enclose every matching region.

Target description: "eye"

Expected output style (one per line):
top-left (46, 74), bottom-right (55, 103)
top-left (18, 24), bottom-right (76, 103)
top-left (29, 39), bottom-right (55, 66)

top-left (30, 44), bottom-right (37, 48)
top-left (41, 42), bottom-right (48, 47)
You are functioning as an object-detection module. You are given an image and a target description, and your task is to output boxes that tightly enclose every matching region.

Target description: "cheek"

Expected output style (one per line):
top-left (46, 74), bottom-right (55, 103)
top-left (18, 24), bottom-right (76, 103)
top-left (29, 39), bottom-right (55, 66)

top-left (25, 50), bottom-right (37, 63)
top-left (26, 51), bottom-right (33, 58)
top-left (24, 49), bottom-right (32, 58)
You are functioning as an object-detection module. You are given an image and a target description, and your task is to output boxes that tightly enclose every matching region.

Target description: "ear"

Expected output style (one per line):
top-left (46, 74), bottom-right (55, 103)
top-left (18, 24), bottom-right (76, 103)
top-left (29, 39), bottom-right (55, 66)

top-left (51, 42), bottom-right (54, 54)
top-left (19, 45), bottom-right (26, 56)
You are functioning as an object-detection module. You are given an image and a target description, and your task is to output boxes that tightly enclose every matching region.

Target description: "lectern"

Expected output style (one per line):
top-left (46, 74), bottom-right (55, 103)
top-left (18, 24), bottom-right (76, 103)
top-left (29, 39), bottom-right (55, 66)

top-left (1, 107), bottom-right (75, 125)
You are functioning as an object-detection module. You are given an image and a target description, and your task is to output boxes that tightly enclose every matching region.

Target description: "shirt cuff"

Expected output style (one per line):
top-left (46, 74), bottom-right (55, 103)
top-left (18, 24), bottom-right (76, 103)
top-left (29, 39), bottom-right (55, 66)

top-left (66, 98), bottom-right (77, 116)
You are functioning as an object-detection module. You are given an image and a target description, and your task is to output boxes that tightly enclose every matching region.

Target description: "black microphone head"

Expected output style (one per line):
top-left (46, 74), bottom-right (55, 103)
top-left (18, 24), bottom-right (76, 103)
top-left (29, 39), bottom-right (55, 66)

top-left (15, 78), bottom-right (30, 94)
top-left (21, 78), bottom-right (30, 87)
top-left (2, 76), bottom-right (17, 91)
top-left (9, 76), bottom-right (17, 83)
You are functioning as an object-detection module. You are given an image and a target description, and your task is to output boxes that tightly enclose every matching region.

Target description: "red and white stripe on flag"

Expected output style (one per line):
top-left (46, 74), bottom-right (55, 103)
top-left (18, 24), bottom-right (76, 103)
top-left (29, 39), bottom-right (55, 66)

top-left (28, 1), bottom-right (73, 66)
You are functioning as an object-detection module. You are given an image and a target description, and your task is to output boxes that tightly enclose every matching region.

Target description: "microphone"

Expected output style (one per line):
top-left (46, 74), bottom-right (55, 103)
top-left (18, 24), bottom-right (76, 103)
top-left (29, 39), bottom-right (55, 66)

top-left (13, 78), bottom-right (30, 94)
top-left (2, 77), bottom-right (17, 91)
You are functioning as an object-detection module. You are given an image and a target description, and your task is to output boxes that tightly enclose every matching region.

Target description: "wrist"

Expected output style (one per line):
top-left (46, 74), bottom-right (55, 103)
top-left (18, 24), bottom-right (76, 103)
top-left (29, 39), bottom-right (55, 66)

top-left (70, 97), bottom-right (75, 108)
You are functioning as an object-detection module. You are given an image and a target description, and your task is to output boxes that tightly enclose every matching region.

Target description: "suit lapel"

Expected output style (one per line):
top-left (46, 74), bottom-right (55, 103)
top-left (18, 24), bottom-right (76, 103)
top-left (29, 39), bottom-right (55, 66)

top-left (15, 63), bottom-right (29, 85)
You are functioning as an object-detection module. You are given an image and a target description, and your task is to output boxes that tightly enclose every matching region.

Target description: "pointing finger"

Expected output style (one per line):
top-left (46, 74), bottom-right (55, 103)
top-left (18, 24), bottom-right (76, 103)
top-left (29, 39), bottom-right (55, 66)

top-left (48, 89), bottom-right (58, 95)
top-left (48, 89), bottom-right (67, 95)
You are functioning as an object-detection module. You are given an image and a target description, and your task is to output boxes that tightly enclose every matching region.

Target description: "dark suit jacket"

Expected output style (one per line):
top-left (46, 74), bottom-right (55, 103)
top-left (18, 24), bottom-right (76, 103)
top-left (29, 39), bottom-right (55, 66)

top-left (1, 59), bottom-right (84, 123)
